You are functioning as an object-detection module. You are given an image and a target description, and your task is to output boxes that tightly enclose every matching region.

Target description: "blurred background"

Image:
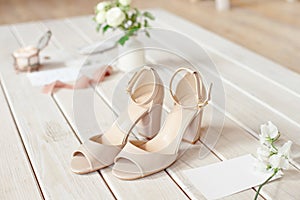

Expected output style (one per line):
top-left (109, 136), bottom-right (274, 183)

top-left (1, 0), bottom-right (299, 73)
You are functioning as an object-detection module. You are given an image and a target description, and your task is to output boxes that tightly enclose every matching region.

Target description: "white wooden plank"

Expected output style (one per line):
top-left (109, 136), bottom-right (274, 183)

top-left (0, 25), bottom-right (114, 199)
top-left (209, 54), bottom-right (300, 153)
top-left (41, 19), bottom-right (190, 199)
top-left (207, 51), bottom-right (300, 132)
top-left (151, 9), bottom-right (300, 98)
top-left (0, 81), bottom-right (42, 200)
top-left (64, 16), bottom-right (103, 43)
top-left (65, 15), bottom-right (115, 43)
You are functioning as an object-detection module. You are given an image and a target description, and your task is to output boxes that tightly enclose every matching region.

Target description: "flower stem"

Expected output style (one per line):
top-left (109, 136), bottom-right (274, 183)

top-left (271, 142), bottom-right (278, 152)
top-left (254, 169), bottom-right (278, 200)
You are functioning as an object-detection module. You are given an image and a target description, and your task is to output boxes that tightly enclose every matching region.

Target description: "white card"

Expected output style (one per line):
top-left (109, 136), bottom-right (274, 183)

top-left (27, 67), bottom-right (81, 86)
top-left (184, 154), bottom-right (279, 199)
top-left (27, 61), bottom-right (106, 86)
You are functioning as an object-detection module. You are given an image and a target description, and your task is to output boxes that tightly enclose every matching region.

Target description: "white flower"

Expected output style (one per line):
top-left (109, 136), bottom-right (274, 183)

top-left (95, 11), bottom-right (106, 24)
top-left (269, 154), bottom-right (289, 170)
top-left (278, 140), bottom-right (292, 159)
top-left (119, 0), bottom-right (131, 6)
top-left (106, 7), bottom-right (125, 27)
top-left (268, 140), bottom-right (292, 170)
top-left (254, 160), bottom-right (269, 173)
top-left (96, 1), bottom-right (110, 11)
top-left (257, 146), bottom-right (271, 162)
top-left (259, 121), bottom-right (279, 145)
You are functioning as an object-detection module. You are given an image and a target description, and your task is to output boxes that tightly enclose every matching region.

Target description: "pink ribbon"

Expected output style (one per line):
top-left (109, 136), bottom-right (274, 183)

top-left (42, 65), bottom-right (113, 95)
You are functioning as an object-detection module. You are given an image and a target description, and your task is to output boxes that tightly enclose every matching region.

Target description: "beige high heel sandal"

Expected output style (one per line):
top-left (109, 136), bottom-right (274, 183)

top-left (71, 66), bottom-right (164, 174)
top-left (112, 67), bottom-right (212, 180)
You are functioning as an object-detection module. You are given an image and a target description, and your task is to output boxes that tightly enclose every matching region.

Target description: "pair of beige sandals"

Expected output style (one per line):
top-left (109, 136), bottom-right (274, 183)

top-left (71, 66), bottom-right (212, 180)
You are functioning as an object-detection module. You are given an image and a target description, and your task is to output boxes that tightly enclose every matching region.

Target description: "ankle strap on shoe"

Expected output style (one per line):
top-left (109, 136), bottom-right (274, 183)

top-left (169, 67), bottom-right (212, 109)
top-left (126, 66), bottom-right (160, 105)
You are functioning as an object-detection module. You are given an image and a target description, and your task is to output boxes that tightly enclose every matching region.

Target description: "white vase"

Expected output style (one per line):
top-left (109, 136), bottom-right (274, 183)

top-left (216, 0), bottom-right (230, 11)
top-left (117, 36), bottom-right (145, 72)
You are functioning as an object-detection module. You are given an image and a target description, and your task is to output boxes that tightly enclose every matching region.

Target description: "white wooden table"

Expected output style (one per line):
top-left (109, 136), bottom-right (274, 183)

top-left (1, 9), bottom-right (300, 200)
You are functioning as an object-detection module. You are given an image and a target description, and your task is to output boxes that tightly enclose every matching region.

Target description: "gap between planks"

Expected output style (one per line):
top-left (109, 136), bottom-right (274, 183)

top-left (0, 81), bottom-right (44, 200)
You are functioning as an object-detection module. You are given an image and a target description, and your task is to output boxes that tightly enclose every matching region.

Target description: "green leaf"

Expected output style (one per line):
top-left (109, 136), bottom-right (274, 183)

top-left (143, 11), bottom-right (155, 20)
top-left (123, 5), bottom-right (130, 12)
top-left (102, 25), bottom-right (110, 34)
top-left (118, 26), bottom-right (140, 46)
top-left (125, 12), bottom-right (129, 21)
top-left (127, 26), bottom-right (139, 36)
top-left (118, 35), bottom-right (129, 46)
top-left (144, 19), bottom-right (148, 27)
top-left (131, 13), bottom-right (137, 23)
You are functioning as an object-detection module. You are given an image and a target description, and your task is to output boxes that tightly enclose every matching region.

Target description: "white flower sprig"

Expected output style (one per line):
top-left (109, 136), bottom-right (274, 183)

top-left (254, 121), bottom-right (292, 200)
top-left (94, 0), bottom-right (155, 45)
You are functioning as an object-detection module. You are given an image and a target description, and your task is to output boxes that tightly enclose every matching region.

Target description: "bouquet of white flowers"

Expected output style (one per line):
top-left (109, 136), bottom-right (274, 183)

top-left (94, 0), bottom-right (154, 45)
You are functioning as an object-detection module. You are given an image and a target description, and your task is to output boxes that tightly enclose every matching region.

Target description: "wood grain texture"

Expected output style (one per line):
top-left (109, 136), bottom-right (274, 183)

top-left (0, 82), bottom-right (42, 200)
top-left (0, 25), bottom-right (114, 199)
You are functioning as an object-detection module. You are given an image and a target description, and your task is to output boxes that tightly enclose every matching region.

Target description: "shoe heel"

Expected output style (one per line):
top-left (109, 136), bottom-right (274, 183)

top-left (136, 104), bottom-right (162, 139)
top-left (182, 110), bottom-right (203, 144)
